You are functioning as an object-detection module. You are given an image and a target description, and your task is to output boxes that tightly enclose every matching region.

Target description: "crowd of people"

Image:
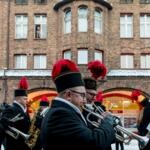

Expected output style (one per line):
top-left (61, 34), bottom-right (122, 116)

top-left (0, 59), bottom-right (150, 150)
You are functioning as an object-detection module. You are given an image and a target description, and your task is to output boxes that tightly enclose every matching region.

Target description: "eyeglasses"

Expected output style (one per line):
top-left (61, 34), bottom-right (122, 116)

top-left (87, 92), bottom-right (96, 99)
top-left (70, 90), bottom-right (86, 99)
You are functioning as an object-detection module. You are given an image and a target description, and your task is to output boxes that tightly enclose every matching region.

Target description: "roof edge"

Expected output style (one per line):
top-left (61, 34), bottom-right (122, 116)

top-left (53, 0), bottom-right (112, 11)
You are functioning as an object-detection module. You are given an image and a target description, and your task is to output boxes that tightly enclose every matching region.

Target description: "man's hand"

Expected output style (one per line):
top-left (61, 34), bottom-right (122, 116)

top-left (0, 117), bottom-right (13, 131)
top-left (102, 113), bottom-right (118, 127)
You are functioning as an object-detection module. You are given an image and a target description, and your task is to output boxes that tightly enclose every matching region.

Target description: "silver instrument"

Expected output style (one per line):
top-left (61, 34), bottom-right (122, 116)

top-left (4, 114), bottom-right (30, 140)
top-left (5, 126), bottom-right (30, 140)
top-left (82, 104), bottom-right (149, 149)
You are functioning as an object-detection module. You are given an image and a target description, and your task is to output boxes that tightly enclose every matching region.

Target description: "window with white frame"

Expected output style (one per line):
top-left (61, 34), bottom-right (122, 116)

top-left (77, 49), bottom-right (88, 64)
top-left (34, 15), bottom-right (47, 39)
top-left (94, 50), bottom-right (102, 61)
top-left (120, 14), bottom-right (133, 38)
top-left (14, 54), bottom-right (27, 69)
top-left (15, 0), bottom-right (28, 4)
top-left (120, 0), bottom-right (133, 4)
top-left (140, 54), bottom-right (150, 68)
top-left (120, 54), bottom-right (134, 68)
top-left (140, 0), bottom-right (150, 4)
top-left (34, 55), bottom-right (47, 69)
top-left (63, 50), bottom-right (71, 60)
top-left (94, 9), bottom-right (102, 34)
top-left (78, 7), bottom-right (88, 32)
top-left (140, 14), bottom-right (150, 38)
top-left (15, 15), bottom-right (28, 39)
top-left (34, 0), bottom-right (47, 4)
top-left (64, 9), bottom-right (71, 34)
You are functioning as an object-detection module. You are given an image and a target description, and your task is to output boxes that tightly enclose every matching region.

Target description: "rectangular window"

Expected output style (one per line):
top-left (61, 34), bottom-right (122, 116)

top-left (34, 55), bottom-right (47, 69)
top-left (140, 0), bottom-right (150, 4)
top-left (15, 0), bottom-right (28, 4)
top-left (120, 0), bottom-right (133, 4)
top-left (140, 14), bottom-right (150, 38)
top-left (120, 14), bottom-right (133, 38)
top-left (141, 54), bottom-right (150, 68)
top-left (14, 55), bottom-right (27, 69)
top-left (78, 7), bottom-right (88, 32)
top-left (15, 15), bottom-right (28, 39)
top-left (63, 50), bottom-right (71, 60)
top-left (94, 50), bottom-right (102, 61)
top-left (34, 0), bottom-right (47, 4)
top-left (120, 54), bottom-right (134, 68)
top-left (34, 15), bottom-right (47, 39)
top-left (77, 49), bottom-right (88, 64)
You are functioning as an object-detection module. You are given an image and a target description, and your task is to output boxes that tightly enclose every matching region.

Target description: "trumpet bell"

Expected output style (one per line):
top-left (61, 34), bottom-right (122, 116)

top-left (6, 126), bottom-right (30, 141)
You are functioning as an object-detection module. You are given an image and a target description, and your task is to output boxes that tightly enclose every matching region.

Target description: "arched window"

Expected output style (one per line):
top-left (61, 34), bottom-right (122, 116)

top-left (94, 50), bottom-right (103, 61)
top-left (64, 9), bottom-right (71, 34)
top-left (94, 9), bottom-right (102, 34)
top-left (78, 6), bottom-right (88, 32)
top-left (63, 50), bottom-right (71, 60)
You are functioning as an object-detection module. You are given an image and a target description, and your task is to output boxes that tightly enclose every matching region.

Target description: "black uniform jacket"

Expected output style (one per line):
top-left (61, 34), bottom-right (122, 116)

top-left (138, 105), bottom-right (150, 150)
top-left (41, 99), bottom-right (115, 150)
top-left (138, 105), bottom-right (150, 136)
top-left (1, 102), bottom-right (31, 150)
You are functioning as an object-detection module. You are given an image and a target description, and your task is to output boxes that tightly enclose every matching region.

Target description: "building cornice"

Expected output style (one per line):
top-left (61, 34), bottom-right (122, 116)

top-left (0, 70), bottom-right (52, 77)
top-left (107, 70), bottom-right (150, 77)
top-left (53, 0), bottom-right (112, 11)
top-left (1, 69), bottom-right (150, 77)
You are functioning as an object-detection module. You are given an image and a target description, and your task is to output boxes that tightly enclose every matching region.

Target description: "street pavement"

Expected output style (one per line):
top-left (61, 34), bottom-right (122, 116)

top-left (111, 140), bottom-right (139, 150)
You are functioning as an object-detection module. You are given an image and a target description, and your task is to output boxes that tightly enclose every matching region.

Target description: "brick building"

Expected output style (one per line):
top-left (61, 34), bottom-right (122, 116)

top-left (1, 0), bottom-right (150, 127)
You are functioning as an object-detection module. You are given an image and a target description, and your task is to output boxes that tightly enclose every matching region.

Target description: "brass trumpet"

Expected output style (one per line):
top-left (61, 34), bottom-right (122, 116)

top-left (82, 104), bottom-right (149, 149)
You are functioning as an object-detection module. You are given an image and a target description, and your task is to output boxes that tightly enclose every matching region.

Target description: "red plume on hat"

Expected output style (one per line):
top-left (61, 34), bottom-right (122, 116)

top-left (95, 90), bottom-right (103, 103)
top-left (18, 76), bottom-right (28, 90)
top-left (40, 95), bottom-right (48, 102)
top-left (52, 59), bottom-right (79, 80)
top-left (15, 76), bottom-right (28, 97)
top-left (131, 89), bottom-right (141, 102)
top-left (40, 95), bottom-right (49, 106)
top-left (52, 59), bottom-right (84, 93)
top-left (88, 60), bottom-right (107, 80)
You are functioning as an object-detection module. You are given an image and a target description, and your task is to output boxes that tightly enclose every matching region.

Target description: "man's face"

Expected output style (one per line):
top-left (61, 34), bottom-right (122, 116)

top-left (17, 96), bottom-right (28, 108)
top-left (66, 86), bottom-right (87, 110)
top-left (86, 89), bottom-right (97, 104)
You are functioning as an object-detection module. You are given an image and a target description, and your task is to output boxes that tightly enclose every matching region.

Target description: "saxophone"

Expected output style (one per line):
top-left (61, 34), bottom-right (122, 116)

top-left (26, 107), bottom-right (49, 149)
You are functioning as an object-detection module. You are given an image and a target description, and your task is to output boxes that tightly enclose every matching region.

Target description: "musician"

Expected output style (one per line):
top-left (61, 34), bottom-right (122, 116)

top-left (83, 59), bottom-right (124, 150)
top-left (138, 97), bottom-right (150, 150)
top-left (32, 95), bottom-right (50, 150)
top-left (0, 77), bottom-right (31, 150)
top-left (41, 59), bottom-right (116, 150)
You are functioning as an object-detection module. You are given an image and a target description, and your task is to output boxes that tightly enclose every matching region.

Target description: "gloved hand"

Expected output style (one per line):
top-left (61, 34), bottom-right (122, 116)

top-left (0, 117), bottom-right (12, 131)
top-left (103, 114), bottom-right (118, 127)
top-left (34, 115), bottom-right (43, 129)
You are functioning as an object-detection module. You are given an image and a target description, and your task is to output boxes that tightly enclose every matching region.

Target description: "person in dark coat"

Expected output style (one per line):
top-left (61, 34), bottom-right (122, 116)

top-left (41, 59), bottom-right (116, 150)
top-left (32, 95), bottom-right (50, 150)
top-left (137, 97), bottom-right (150, 150)
top-left (83, 77), bottom-right (118, 150)
top-left (0, 77), bottom-right (31, 150)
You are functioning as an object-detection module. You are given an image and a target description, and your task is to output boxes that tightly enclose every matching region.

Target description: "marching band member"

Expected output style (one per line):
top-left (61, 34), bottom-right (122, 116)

top-left (31, 95), bottom-right (50, 150)
top-left (41, 59), bottom-right (116, 150)
top-left (0, 77), bottom-right (31, 150)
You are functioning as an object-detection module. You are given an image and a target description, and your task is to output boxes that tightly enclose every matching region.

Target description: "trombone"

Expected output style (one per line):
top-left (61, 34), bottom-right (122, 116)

top-left (82, 104), bottom-right (149, 150)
